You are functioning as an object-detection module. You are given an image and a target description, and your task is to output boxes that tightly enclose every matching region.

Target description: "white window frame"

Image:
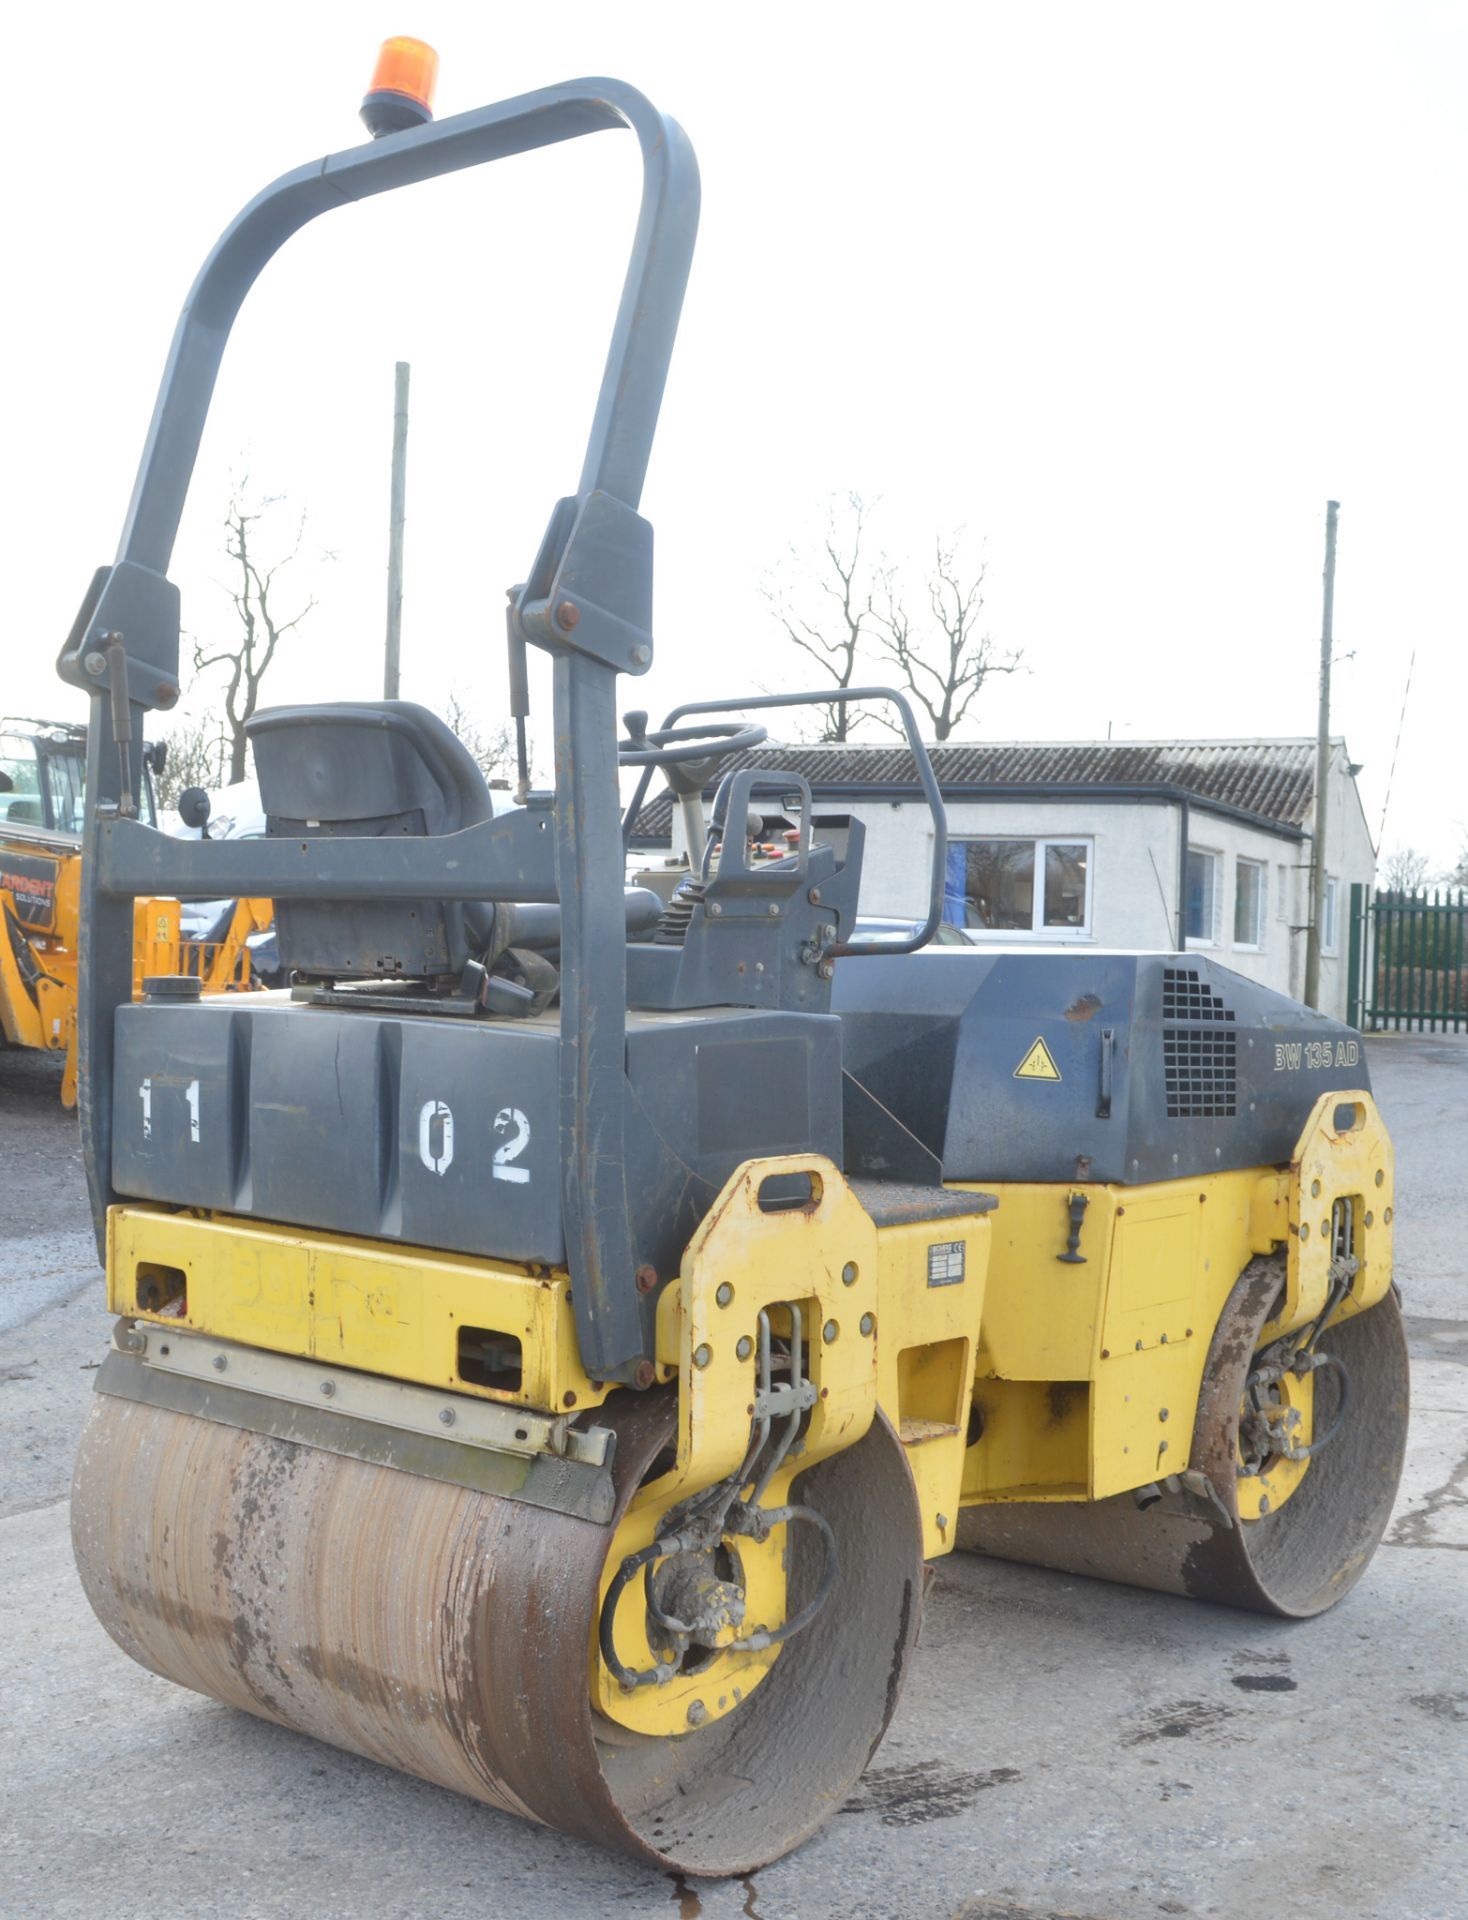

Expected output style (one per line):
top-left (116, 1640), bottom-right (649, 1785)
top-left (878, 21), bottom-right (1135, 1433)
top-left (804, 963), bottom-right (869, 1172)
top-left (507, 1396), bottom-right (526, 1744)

top-left (1322, 874), bottom-right (1339, 954)
top-left (1184, 846), bottom-right (1221, 947)
top-left (1233, 857), bottom-right (1267, 952)
top-left (952, 835), bottom-right (1095, 939)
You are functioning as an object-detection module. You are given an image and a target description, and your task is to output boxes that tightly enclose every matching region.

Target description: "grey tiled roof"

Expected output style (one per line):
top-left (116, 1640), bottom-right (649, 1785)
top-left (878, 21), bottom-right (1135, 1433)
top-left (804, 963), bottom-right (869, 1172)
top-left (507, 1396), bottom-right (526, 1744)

top-left (630, 737), bottom-right (1342, 840)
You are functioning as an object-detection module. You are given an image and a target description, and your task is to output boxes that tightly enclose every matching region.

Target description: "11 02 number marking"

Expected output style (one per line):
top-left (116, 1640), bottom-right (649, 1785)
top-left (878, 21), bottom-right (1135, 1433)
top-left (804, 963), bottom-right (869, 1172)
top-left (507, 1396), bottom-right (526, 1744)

top-left (418, 1098), bottom-right (531, 1183)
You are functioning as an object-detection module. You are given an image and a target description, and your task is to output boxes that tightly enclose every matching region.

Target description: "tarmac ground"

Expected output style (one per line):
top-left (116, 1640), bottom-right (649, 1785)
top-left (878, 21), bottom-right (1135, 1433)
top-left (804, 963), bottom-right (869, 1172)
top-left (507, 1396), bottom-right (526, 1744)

top-left (1, 1033), bottom-right (1464, 1920)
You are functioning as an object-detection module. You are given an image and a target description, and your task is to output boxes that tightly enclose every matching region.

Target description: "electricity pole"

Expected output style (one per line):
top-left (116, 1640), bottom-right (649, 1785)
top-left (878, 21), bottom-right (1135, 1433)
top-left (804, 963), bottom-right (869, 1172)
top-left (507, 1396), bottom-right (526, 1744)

top-left (383, 361), bottom-right (410, 699)
top-left (1304, 499), bottom-right (1339, 1009)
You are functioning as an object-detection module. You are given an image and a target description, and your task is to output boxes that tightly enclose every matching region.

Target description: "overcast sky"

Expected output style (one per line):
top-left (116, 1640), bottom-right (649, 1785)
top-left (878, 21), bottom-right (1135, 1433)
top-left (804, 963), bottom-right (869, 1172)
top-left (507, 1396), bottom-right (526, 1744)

top-left (6, 2), bottom-right (1465, 867)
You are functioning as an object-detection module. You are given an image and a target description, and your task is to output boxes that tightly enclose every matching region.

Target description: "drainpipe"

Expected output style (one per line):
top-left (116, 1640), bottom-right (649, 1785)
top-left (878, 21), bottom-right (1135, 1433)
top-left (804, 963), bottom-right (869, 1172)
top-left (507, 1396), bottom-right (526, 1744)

top-left (1176, 793), bottom-right (1190, 951)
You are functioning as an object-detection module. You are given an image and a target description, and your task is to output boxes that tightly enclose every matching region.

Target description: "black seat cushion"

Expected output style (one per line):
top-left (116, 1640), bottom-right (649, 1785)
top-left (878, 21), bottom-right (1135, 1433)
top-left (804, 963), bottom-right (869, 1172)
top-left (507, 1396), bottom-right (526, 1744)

top-left (247, 701), bottom-right (497, 982)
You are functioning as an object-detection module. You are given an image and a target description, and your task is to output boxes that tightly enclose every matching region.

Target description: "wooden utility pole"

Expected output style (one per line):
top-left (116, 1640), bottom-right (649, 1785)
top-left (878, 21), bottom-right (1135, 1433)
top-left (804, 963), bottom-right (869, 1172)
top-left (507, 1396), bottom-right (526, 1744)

top-left (383, 361), bottom-right (410, 699)
top-left (1304, 499), bottom-right (1339, 1009)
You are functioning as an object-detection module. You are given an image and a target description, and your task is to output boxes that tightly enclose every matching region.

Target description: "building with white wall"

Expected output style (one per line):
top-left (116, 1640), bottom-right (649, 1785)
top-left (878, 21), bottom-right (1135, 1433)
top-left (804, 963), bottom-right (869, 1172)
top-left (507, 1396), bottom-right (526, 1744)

top-left (631, 737), bottom-right (1376, 1023)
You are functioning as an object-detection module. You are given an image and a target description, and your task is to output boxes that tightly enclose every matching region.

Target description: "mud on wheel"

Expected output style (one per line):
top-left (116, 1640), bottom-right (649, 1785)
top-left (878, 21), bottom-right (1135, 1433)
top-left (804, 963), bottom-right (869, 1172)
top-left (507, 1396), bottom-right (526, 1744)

top-left (71, 1377), bottom-right (924, 1877)
top-left (958, 1256), bottom-right (1410, 1617)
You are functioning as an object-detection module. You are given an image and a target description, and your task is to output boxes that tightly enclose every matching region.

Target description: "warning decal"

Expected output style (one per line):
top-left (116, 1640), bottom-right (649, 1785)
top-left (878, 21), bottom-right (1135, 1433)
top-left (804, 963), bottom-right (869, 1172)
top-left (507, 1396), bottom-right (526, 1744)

top-left (1013, 1036), bottom-right (1061, 1082)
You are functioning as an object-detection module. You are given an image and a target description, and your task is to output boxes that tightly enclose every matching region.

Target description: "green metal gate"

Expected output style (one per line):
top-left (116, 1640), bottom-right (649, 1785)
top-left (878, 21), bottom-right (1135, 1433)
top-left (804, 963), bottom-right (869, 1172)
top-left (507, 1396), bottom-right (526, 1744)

top-left (1349, 884), bottom-right (1468, 1032)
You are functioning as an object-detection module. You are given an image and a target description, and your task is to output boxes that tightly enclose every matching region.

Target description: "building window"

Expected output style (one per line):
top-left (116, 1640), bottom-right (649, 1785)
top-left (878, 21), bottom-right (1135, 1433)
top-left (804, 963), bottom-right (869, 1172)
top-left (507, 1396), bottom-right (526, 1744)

top-left (947, 838), bottom-right (1092, 935)
top-left (1322, 875), bottom-right (1339, 954)
top-left (1185, 847), bottom-right (1220, 944)
top-left (1234, 858), bottom-right (1266, 949)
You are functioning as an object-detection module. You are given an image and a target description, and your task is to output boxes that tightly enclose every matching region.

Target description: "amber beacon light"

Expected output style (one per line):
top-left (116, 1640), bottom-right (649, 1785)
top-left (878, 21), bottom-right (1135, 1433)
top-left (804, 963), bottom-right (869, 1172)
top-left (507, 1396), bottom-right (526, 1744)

top-left (360, 37), bottom-right (440, 137)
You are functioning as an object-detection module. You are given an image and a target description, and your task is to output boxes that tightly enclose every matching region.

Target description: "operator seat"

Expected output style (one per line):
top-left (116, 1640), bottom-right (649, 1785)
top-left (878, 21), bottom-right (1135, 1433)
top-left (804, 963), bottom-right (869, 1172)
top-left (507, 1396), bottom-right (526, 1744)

top-left (247, 700), bottom-right (498, 984)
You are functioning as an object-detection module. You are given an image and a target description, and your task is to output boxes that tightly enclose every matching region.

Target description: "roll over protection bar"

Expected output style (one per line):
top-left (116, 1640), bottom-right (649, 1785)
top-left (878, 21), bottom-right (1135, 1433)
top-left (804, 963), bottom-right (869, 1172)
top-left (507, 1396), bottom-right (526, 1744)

top-left (59, 79), bottom-right (699, 1382)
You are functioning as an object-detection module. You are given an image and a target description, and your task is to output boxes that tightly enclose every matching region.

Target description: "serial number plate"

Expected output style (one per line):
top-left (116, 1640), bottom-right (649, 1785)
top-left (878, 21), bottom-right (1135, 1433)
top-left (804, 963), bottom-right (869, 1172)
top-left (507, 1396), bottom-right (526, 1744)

top-left (927, 1241), bottom-right (965, 1287)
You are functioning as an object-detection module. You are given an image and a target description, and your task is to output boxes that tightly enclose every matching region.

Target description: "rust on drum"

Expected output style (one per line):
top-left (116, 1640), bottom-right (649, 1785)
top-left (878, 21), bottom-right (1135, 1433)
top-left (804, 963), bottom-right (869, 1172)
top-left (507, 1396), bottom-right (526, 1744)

top-left (71, 1386), bottom-right (924, 1875)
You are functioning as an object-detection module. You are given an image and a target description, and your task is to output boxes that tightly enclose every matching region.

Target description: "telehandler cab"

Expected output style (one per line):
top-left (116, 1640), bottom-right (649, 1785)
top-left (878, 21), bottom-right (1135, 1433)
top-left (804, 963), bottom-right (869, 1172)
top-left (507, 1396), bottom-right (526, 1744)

top-left (0, 718), bottom-right (267, 1104)
top-left (62, 43), bottom-right (1407, 1876)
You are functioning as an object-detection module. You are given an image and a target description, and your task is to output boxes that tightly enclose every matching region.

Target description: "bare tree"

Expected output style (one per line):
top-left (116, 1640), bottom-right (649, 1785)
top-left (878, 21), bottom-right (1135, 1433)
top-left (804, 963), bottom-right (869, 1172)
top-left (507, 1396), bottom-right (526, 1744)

top-left (876, 535), bottom-right (1022, 741)
top-left (1379, 844), bottom-right (1432, 893)
top-left (193, 488), bottom-right (317, 783)
top-left (762, 494), bottom-right (882, 742)
top-left (152, 714), bottom-right (228, 809)
top-left (767, 503), bottom-right (1019, 743)
top-left (445, 691), bottom-right (516, 785)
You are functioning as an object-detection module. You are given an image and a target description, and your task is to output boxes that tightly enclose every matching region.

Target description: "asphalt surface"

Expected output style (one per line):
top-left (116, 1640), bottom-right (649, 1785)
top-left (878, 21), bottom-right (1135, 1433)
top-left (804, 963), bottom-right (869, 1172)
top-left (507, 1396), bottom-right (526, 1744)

top-left (1, 1034), bottom-right (1464, 1920)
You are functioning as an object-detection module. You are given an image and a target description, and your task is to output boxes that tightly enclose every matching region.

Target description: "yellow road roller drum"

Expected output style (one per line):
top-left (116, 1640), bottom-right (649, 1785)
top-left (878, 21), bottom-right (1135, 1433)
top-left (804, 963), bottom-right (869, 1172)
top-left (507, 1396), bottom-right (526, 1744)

top-left (60, 42), bottom-right (1408, 1877)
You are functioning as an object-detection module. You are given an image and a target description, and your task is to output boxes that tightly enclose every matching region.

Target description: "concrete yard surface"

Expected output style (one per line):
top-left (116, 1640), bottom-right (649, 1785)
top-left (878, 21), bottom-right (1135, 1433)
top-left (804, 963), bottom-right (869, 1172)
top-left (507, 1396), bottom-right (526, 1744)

top-left (1, 1036), bottom-right (1464, 1920)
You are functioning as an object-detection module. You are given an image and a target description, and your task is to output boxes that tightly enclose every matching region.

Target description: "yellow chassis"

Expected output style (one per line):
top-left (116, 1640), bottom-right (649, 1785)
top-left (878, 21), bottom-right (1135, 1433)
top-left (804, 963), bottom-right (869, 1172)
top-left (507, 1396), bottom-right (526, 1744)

top-left (962, 1087), bottom-right (1392, 1506)
top-left (105, 1087), bottom-right (1391, 1729)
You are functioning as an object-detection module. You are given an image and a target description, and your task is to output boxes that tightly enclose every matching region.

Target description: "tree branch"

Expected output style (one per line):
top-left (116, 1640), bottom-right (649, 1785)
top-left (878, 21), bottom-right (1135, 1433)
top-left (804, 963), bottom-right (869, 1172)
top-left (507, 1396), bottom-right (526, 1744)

top-left (191, 486), bottom-right (323, 780)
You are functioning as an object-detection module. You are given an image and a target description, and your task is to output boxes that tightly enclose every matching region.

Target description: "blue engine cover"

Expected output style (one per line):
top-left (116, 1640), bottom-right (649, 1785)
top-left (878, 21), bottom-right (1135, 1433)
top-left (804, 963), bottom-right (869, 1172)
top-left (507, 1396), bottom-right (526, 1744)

top-left (833, 950), bottom-right (1368, 1185)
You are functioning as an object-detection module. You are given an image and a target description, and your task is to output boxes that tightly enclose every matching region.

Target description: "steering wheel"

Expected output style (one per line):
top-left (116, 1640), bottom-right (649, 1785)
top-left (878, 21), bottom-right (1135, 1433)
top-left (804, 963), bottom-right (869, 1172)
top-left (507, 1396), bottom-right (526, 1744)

top-left (617, 714), bottom-right (767, 770)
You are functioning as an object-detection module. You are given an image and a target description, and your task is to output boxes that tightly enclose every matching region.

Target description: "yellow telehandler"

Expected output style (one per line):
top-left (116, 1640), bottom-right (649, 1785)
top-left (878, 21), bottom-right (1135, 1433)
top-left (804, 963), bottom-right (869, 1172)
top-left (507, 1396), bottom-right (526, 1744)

top-left (0, 717), bottom-right (270, 1104)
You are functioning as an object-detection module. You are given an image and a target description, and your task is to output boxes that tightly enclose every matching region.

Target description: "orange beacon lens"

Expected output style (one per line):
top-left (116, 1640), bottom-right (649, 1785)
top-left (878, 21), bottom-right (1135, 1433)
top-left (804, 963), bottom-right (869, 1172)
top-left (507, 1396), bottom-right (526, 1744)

top-left (360, 37), bottom-right (439, 138)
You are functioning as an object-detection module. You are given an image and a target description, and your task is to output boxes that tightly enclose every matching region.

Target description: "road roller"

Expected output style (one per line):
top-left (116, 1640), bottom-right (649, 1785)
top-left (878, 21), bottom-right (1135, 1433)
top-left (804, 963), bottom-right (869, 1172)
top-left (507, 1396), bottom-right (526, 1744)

top-left (59, 45), bottom-right (1408, 1877)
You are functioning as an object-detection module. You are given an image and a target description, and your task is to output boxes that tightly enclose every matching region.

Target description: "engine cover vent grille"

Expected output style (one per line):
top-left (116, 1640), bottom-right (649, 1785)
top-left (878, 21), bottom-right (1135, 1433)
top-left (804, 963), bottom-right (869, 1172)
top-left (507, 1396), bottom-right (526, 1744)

top-left (1162, 967), bottom-right (1237, 1117)
top-left (1163, 1027), bottom-right (1238, 1117)
top-left (1163, 966), bottom-right (1236, 1024)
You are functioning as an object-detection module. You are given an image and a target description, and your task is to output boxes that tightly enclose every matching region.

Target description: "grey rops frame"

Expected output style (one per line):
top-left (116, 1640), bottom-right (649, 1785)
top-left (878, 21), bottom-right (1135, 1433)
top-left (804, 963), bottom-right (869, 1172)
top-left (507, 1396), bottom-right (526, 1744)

top-left (57, 80), bottom-right (699, 1382)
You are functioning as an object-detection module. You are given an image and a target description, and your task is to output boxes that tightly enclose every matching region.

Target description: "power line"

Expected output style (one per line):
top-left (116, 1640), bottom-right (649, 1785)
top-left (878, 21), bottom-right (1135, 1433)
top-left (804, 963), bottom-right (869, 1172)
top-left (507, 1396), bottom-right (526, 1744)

top-left (1376, 646), bottom-right (1416, 852)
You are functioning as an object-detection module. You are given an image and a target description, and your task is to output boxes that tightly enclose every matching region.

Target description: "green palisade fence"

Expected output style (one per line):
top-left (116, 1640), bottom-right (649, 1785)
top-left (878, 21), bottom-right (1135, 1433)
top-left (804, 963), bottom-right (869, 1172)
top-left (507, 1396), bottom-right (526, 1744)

top-left (1349, 884), bottom-right (1468, 1032)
